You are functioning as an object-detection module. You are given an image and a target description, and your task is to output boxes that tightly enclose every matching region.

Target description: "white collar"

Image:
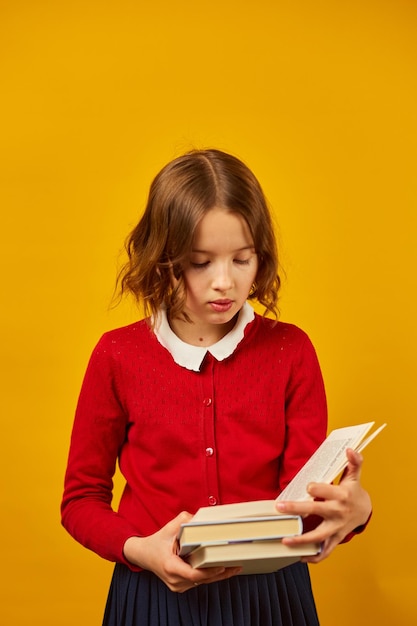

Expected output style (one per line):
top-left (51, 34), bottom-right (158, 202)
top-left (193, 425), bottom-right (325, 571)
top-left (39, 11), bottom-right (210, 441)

top-left (154, 302), bottom-right (255, 371)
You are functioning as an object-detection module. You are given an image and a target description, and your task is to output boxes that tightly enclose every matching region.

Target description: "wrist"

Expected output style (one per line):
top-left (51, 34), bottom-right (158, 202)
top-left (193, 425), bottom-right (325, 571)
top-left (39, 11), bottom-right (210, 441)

top-left (123, 536), bottom-right (145, 567)
top-left (353, 509), bottom-right (372, 534)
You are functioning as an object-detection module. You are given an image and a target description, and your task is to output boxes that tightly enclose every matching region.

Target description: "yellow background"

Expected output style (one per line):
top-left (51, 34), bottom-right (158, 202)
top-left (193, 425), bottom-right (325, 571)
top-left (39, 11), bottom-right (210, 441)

top-left (1, 1), bottom-right (416, 624)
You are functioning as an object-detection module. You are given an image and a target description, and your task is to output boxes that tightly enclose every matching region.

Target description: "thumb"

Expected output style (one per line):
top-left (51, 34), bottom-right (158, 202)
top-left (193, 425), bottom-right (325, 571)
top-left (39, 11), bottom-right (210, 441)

top-left (165, 511), bottom-right (193, 535)
top-left (342, 448), bottom-right (364, 482)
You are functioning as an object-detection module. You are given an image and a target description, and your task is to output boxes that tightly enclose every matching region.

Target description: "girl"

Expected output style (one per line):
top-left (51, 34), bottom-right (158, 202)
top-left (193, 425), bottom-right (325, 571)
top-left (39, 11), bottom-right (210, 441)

top-left (61, 149), bottom-right (372, 626)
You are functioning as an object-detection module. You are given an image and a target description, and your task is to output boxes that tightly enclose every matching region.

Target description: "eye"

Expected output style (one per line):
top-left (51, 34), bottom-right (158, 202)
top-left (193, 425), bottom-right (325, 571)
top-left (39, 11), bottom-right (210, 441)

top-left (234, 258), bottom-right (251, 265)
top-left (190, 261), bottom-right (210, 269)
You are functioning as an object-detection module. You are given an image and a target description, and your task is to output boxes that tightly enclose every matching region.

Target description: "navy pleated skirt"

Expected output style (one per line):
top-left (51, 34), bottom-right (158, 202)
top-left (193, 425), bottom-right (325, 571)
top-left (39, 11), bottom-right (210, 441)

top-left (102, 563), bottom-right (319, 626)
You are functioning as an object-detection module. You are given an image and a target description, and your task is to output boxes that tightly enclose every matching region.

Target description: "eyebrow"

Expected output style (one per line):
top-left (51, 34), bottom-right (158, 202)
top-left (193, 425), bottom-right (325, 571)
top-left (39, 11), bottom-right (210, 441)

top-left (191, 245), bottom-right (256, 253)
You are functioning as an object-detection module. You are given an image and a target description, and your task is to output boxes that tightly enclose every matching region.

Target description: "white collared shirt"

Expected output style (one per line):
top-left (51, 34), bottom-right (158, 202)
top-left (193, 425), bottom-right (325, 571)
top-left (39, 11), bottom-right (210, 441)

top-left (154, 302), bottom-right (255, 371)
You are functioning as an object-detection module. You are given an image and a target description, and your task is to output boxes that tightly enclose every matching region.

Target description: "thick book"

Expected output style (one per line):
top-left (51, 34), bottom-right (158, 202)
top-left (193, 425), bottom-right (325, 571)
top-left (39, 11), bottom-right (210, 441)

top-left (185, 539), bottom-right (321, 574)
top-left (178, 500), bottom-right (302, 556)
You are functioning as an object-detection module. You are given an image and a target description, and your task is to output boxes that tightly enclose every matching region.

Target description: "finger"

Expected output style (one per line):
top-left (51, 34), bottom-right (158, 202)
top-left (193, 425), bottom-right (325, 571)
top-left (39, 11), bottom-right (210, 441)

top-left (340, 448), bottom-right (364, 482)
top-left (276, 485), bottom-right (339, 516)
top-left (163, 511), bottom-right (193, 541)
top-left (163, 560), bottom-right (231, 593)
top-left (192, 566), bottom-right (227, 582)
top-left (276, 500), bottom-right (316, 517)
top-left (193, 566), bottom-right (242, 586)
top-left (282, 519), bottom-right (331, 547)
top-left (186, 567), bottom-right (241, 592)
top-left (174, 556), bottom-right (237, 584)
top-left (283, 521), bottom-right (344, 548)
top-left (173, 511), bottom-right (194, 526)
top-left (305, 482), bottom-right (340, 501)
top-left (346, 447), bottom-right (363, 466)
top-left (301, 536), bottom-right (339, 563)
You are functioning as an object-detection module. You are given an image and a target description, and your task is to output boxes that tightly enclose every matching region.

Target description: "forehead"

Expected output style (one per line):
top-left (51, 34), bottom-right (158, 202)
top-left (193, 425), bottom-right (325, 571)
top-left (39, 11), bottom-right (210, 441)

top-left (192, 207), bottom-right (254, 252)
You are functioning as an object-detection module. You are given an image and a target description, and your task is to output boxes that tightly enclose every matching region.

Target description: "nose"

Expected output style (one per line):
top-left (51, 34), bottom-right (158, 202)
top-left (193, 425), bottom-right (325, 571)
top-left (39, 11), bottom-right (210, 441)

top-left (211, 262), bottom-right (233, 292)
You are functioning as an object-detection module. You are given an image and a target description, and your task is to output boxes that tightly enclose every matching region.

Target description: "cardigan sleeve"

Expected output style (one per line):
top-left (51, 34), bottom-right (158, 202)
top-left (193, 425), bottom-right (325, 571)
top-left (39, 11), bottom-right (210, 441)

top-left (278, 331), bottom-right (328, 494)
top-left (61, 335), bottom-right (140, 566)
top-left (278, 332), bottom-right (371, 543)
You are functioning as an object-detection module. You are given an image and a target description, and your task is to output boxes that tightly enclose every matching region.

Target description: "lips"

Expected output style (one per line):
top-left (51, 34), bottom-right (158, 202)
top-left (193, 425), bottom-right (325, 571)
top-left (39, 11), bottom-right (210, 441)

top-left (209, 299), bottom-right (234, 313)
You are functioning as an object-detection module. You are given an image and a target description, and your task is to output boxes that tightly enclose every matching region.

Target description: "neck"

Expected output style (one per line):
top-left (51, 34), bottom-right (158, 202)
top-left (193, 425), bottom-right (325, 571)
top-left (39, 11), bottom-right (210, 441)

top-left (168, 314), bottom-right (238, 347)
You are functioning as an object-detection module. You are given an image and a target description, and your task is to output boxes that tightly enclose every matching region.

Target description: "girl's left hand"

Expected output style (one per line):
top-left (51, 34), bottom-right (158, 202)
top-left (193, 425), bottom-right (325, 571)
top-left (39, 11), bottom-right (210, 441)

top-left (276, 448), bottom-right (372, 562)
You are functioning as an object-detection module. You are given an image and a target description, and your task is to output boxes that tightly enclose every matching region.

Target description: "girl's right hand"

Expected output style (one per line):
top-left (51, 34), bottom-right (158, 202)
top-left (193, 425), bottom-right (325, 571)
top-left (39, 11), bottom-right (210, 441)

top-left (123, 511), bottom-right (242, 593)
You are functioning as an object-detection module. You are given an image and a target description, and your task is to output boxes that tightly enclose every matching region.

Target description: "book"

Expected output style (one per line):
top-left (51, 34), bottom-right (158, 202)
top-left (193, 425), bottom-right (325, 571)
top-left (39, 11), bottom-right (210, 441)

top-left (180, 421), bottom-right (386, 573)
top-left (178, 500), bottom-right (302, 556)
top-left (277, 421), bottom-right (387, 502)
top-left (184, 539), bottom-right (321, 575)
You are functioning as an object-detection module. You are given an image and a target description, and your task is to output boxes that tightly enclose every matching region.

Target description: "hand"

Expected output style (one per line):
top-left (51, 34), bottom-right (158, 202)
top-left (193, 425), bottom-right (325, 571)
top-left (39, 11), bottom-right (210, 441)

top-left (276, 448), bottom-right (372, 563)
top-left (123, 512), bottom-right (241, 592)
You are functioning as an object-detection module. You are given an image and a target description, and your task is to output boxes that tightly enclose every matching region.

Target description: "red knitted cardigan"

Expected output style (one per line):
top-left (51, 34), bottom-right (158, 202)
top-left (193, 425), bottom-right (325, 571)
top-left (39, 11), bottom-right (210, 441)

top-left (61, 313), bottom-right (328, 568)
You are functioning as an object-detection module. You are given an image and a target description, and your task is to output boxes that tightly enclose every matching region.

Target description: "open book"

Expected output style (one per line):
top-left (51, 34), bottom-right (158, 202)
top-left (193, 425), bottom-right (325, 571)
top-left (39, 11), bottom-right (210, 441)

top-left (180, 421), bottom-right (385, 573)
top-left (277, 421), bottom-right (386, 502)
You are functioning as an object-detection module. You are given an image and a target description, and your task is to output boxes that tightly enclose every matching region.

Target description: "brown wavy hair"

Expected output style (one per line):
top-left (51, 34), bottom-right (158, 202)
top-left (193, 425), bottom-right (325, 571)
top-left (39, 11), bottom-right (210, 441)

top-left (117, 149), bottom-right (281, 321)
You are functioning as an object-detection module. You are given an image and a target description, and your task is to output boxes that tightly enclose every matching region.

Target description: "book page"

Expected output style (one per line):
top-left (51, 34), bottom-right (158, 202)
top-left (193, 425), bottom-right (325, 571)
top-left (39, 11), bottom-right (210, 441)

top-left (190, 500), bottom-right (279, 523)
top-left (277, 422), bottom-right (377, 502)
top-left (356, 423), bottom-right (387, 453)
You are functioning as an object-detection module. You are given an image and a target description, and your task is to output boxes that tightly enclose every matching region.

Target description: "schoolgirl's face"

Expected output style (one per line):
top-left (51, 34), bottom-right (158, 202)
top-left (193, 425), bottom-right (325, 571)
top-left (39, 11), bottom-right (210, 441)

top-left (171, 207), bottom-right (258, 345)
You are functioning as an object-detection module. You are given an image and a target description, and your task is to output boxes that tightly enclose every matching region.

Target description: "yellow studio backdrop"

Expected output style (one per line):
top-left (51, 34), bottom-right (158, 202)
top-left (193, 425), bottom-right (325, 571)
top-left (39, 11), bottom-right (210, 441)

top-left (1, 0), bottom-right (416, 624)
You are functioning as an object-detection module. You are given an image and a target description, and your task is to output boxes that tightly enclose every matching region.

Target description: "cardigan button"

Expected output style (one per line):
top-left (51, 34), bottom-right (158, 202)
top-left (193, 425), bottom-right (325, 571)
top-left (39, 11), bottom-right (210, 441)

top-left (203, 397), bottom-right (212, 406)
top-left (205, 447), bottom-right (214, 457)
top-left (208, 496), bottom-right (217, 506)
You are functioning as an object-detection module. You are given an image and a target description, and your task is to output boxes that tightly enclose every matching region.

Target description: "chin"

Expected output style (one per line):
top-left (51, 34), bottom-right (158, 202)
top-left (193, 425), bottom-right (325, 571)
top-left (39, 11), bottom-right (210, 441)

top-left (211, 311), bottom-right (239, 325)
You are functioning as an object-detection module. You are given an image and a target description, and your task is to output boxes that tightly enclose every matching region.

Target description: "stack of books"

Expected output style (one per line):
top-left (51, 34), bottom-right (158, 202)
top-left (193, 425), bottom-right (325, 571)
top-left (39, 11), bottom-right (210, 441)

top-left (178, 421), bottom-right (386, 575)
top-left (178, 499), bottom-right (320, 574)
